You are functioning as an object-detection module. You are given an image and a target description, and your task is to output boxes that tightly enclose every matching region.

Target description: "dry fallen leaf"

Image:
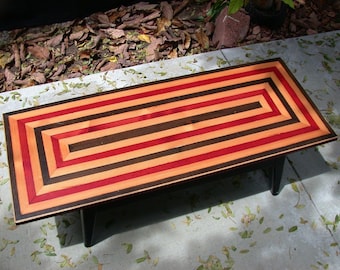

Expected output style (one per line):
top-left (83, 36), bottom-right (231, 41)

top-left (46, 34), bottom-right (64, 47)
top-left (100, 61), bottom-right (120, 72)
top-left (4, 68), bottom-right (16, 84)
top-left (160, 1), bottom-right (174, 20)
top-left (145, 36), bottom-right (163, 61)
top-left (27, 45), bottom-right (50, 60)
top-left (195, 28), bottom-right (210, 50)
top-left (50, 64), bottom-right (66, 78)
top-left (95, 13), bottom-right (111, 24)
top-left (79, 49), bottom-right (92, 60)
top-left (105, 28), bottom-right (125, 39)
top-left (138, 34), bottom-right (151, 43)
top-left (31, 72), bottom-right (46, 84)
top-left (0, 52), bottom-right (13, 69)
top-left (134, 2), bottom-right (158, 11)
top-left (70, 31), bottom-right (86, 41)
top-left (168, 48), bottom-right (178, 59)
top-left (183, 31), bottom-right (191, 49)
top-left (156, 17), bottom-right (171, 35)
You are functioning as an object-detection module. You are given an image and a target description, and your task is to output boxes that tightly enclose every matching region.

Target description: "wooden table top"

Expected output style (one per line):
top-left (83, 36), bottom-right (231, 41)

top-left (4, 58), bottom-right (337, 223)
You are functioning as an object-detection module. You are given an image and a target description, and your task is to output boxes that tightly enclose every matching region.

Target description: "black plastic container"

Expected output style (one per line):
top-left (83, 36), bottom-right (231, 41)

top-left (246, 1), bottom-right (288, 29)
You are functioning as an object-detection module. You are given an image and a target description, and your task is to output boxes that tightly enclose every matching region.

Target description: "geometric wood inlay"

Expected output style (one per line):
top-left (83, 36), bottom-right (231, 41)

top-left (4, 58), bottom-right (338, 223)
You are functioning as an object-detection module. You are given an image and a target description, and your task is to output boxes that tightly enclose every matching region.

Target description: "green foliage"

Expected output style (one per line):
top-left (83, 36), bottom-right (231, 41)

top-left (228, 0), bottom-right (246, 14)
top-left (282, 0), bottom-right (295, 9)
top-left (208, 0), bottom-right (295, 19)
top-left (207, 0), bottom-right (228, 21)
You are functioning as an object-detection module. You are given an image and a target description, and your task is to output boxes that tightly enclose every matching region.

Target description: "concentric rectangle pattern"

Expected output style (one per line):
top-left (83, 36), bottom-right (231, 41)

top-left (4, 59), bottom-right (337, 222)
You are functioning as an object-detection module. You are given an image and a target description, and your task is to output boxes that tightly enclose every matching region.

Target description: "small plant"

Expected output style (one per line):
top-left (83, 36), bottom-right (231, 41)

top-left (208, 0), bottom-right (295, 20)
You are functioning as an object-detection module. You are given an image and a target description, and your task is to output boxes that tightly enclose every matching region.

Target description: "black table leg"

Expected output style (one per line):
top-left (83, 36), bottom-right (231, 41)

top-left (269, 155), bottom-right (286, 195)
top-left (80, 206), bottom-right (97, 247)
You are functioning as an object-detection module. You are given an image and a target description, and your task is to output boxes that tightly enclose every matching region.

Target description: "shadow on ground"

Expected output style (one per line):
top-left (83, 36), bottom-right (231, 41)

top-left (54, 146), bottom-right (331, 247)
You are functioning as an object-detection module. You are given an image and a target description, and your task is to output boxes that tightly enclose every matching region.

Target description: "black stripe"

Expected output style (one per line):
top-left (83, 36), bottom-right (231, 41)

top-left (35, 78), bottom-right (299, 185)
top-left (69, 102), bottom-right (262, 152)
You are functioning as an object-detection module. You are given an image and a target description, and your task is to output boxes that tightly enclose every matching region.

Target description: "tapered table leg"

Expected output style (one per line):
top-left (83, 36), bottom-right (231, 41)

top-left (270, 155), bottom-right (286, 195)
top-left (80, 207), bottom-right (97, 247)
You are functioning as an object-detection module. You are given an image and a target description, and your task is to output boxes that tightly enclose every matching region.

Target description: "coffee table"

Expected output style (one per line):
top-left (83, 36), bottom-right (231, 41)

top-left (4, 58), bottom-right (337, 246)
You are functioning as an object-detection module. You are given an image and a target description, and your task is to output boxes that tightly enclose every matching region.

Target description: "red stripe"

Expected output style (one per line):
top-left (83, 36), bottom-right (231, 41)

top-left (273, 69), bottom-right (318, 128)
top-left (17, 120), bottom-right (37, 202)
top-left (16, 65), bottom-right (316, 205)
top-left (30, 125), bottom-right (317, 203)
top-left (52, 89), bottom-right (268, 140)
top-left (52, 89), bottom-right (272, 166)
top-left (20, 68), bottom-right (276, 124)
top-left (54, 111), bottom-right (279, 167)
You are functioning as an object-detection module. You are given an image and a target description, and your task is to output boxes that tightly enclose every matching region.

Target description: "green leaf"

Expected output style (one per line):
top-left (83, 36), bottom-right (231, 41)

top-left (276, 226), bottom-right (284, 231)
top-left (263, 227), bottom-right (271, 234)
top-left (239, 230), bottom-right (253, 239)
top-left (288, 226), bottom-right (298, 232)
top-left (259, 216), bottom-right (264, 224)
top-left (136, 256), bottom-right (147, 263)
top-left (122, 243), bottom-right (133, 254)
top-left (57, 233), bottom-right (67, 246)
top-left (30, 250), bottom-right (42, 265)
top-left (228, 0), bottom-right (244, 15)
top-left (282, 0), bottom-right (295, 9)
top-left (289, 179), bottom-right (300, 193)
top-left (92, 255), bottom-right (99, 265)
top-left (0, 177), bottom-right (9, 185)
top-left (207, 0), bottom-right (228, 21)
top-left (249, 241), bottom-right (257, 247)
top-left (295, 204), bottom-right (306, 209)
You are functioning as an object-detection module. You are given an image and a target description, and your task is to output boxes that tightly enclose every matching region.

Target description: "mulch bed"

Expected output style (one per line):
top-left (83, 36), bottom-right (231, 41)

top-left (0, 0), bottom-right (339, 92)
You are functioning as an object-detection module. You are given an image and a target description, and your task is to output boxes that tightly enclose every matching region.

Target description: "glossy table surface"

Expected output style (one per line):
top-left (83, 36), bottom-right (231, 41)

top-left (4, 58), bottom-right (337, 223)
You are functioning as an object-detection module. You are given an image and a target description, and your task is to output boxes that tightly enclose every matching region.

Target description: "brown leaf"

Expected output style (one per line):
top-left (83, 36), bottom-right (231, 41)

top-left (46, 34), bottom-right (64, 47)
top-left (31, 72), bottom-right (46, 84)
top-left (134, 2), bottom-right (158, 11)
top-left (161, 1), bottom-right (174, 20)
top-left (173, 0), bottom-right (191, 16)
top-left (112, 43), bottom-right (129, 59)
top-left (100, 61), bottom-right (120, 72)
top-left (156, 17), bottom-right (172, 35)
top-left (96, 13), bottom-right (111, 24)
top-left (12, 44), bottom-right (21, 69)
top-left (145, 36), bottom-right (163, 62)
top-left (107, 9), bottom-right (127, 23)
top-left (50, 64), bottom-right (66, 78)
top-left (21, 65), bottom-right (33, 77)
top-left (85, 35), bottom-right (101, 49)
top-left (19, 43), bottom-right (25, 61)
top-left (118, 14), bottom-right (144, 29)
top-left (4, 68), bottom-right (16, 84)
top-left (140, 11), bottom-right (161, 23)
top-left (0, 51), bottom-right (13, 69)
top-left (79, 50), bottom-right (92, 60)
top-left (182, 31), bottom-right (191, 49)
top-left (168, 48), bottom-right (178, 59)
top-left (105, 28), bottom-right (125, 39)
top-left (195, 28), bottom-right (209, 50)
top-left (13, 78), bottom-right (35, 87)
top-left (70, 31), bottom-right (86, 41)
top-left (27, 45), bottom-right (50, 60)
